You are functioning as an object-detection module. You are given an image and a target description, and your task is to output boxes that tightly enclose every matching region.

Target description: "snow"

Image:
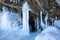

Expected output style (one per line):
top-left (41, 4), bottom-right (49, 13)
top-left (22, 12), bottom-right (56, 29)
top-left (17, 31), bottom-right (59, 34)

top-left (35, 26), bottom-right (60, 40)
top-left (41, 26), bottom-right (60, 34)
top-left (54, 20), bottom-right (60, 29)
top-left (35, 33), bottom-right (56, 40)
top-left (0, 28), bottom-right (40, 40)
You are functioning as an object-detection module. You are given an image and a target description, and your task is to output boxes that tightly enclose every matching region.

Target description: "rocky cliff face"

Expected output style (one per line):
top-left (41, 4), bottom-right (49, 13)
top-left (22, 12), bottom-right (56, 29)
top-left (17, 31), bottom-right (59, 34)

top-left (28, 0), bottom-right (60, 19)
top-left (0, 0), bottom-right (60, 19)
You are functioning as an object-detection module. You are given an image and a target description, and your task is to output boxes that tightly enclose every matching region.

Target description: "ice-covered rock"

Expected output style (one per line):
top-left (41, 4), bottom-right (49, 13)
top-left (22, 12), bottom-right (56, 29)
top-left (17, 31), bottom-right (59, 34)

top-left (54, 20), bottom-right (60, 29)
top-left (35, 27), bottom-right (60, 40)
top-left (35, 33), bottom-right (56, 40)
top-left (41, 26), bottom-right (60, 34)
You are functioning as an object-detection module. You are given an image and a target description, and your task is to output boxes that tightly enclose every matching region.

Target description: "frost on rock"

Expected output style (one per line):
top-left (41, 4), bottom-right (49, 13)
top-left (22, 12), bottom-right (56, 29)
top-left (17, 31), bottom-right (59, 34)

top-left (35, 27), bottom-right (60, 40)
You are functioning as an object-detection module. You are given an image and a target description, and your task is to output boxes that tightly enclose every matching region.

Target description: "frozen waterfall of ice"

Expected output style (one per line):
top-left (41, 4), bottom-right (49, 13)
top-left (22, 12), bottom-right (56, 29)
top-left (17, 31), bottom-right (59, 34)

top-left (0, 6), bottom-right (22, 32)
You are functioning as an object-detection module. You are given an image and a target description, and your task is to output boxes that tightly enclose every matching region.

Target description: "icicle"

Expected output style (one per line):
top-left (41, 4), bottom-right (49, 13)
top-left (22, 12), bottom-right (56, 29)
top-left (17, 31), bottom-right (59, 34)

top-left (45, 11), bottom-right (48, 27)
top-left (40, 11), bottom-right (43, 27)
top-left (40, 10), bottom-right (46, 29)
top-left (36, 17), bottom-right (39, 32)
top-left (55, 16), bottom-right (58, 20)
top-left (22, 1), bottom-right (30, 35)
top-left (52, 18), bottom-right (54, 26)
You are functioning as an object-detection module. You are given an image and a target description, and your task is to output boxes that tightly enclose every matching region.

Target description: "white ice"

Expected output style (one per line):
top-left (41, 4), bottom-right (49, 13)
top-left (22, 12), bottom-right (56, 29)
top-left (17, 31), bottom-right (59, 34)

top-left (22, 1), bottom-right (30, 35)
